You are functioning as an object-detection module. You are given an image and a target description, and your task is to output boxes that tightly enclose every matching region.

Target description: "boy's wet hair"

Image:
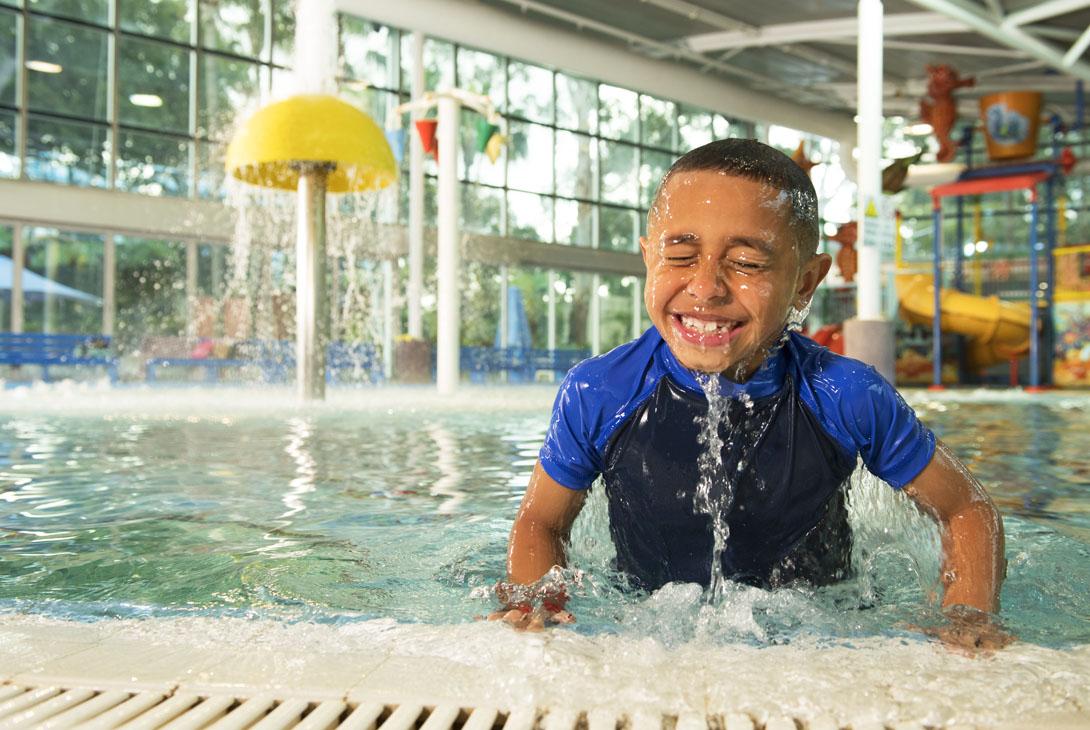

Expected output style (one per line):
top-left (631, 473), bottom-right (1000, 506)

top-left (651, 138), bottom-right (820, 258)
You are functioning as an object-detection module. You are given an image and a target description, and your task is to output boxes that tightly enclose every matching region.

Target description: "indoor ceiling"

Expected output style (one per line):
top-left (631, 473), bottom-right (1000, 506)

top-left (477, 0), bottom-right (1090, 126)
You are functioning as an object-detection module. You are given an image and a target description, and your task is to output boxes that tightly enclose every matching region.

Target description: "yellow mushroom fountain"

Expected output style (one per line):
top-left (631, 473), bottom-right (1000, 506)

top-left (226, 94), bottom-right (397, 400)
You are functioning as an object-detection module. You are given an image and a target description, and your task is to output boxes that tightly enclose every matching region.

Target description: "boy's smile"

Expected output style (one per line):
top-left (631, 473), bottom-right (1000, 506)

top-left (641, 171), bottom-right (830, 379)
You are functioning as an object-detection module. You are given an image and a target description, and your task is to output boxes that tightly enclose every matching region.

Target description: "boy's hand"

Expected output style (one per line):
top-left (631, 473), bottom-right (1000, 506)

top-left (914, 605), bottom-right (1015, 655)
top-left (484, 576), bottom-right (575, 632)
top-left (486, 605), bottom-right (575, 632)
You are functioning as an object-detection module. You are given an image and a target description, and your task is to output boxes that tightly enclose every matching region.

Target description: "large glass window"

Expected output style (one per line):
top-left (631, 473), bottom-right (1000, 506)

top-left (29, 0), bottom-right (107, 24)
top-left (599, 141), bottom-right (638, 207)
top-left (199, 53), bottom-right (259, 140)
top-left (22, 227), bottom-right (104, 334)
top-left (507, 191), bottom-right (552, 243)
top-left (114, 236), bottom-right (187, 351)
top-left (507, 121), bottom-right (553, 195)
top-left (1, 9), bottom-right (16, 106)
top-left (27, 16), bottom-right (110, 120)
top-left (0, 109), bottom-right (16, 178)
top-left (599, 85), bottom-right (638, 143)
top-left (25, 115), bottom-right (109, 187)
top-left (342, 15), bottom-right (398, 89)
top-left (120, 0), bottom-right (192, 43)
top-left (555, 131), bottom-right (596, 201)
top-left (116, 130), bottom-right (190, 197)
top-left (507, 61), bottom-right (551, 124)
top-left (119, 37), bottom-right (191, 134)
top-left (201, 0), bottom-right (266, 60)
top-left (640, 95), bottom-right (675, 150)
top-left (556, 73), bottom-right (596, 134)
top-left (457, 47), bottom-right (504, 105)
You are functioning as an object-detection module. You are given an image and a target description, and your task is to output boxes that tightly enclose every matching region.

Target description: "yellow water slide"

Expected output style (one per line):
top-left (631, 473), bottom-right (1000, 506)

top-left (896, 274), bottom-right (1033, 370)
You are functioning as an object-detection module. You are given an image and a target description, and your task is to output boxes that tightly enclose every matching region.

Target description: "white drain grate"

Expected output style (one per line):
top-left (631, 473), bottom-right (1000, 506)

top-left (0, 682), bottom-right (922, 730)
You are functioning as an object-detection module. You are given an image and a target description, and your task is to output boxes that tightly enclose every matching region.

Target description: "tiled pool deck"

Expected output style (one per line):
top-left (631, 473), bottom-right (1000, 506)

top-left (1, 614), bottom-right (1088, 729)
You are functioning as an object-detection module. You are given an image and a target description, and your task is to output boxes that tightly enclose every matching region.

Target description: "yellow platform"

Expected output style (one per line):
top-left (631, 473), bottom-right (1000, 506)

top-left (896, 274), bottom-right (1033, 370)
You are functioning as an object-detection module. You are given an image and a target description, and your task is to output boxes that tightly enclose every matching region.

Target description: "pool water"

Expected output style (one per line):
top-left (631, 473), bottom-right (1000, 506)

top-left (1, 386), bottom-right (1089, 651)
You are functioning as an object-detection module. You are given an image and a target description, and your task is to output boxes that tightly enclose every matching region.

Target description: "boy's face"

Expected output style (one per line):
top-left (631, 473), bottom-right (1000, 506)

top-left (640, 171), bottom-right (831, 378)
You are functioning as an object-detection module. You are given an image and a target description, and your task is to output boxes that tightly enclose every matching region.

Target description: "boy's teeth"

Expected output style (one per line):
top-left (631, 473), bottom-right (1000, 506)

top-left (681, 315), bottom-right (731, 333)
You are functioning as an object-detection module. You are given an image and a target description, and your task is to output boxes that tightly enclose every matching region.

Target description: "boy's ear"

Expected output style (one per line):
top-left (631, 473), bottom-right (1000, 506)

top-left (795, 253), bottom-right (832, 307)
top-left (639, 236), bottom-right (652, 268)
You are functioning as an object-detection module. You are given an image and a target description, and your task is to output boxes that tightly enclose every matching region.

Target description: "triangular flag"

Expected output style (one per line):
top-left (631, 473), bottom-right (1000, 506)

top-left (415, 119), bottom-right (438, 159)
top-left (385, 129), bottom-right (405, 164)
top-left (476, 118), bottom-right (500, 154)
top-left (864, 198), bottom-right (879, 217)
top-left (485, 133), bottom-right (506, 164)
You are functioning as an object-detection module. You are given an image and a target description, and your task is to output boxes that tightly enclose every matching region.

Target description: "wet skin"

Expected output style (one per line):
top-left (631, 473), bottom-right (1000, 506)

top-left (500, 172), bottom-right (1009, 652)
top-left (639, 171), bottom-right (830, 379)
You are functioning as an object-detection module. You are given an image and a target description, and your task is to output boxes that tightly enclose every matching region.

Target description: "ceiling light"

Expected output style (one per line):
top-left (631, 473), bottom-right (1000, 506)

top-left (26, 60), bottom-right (63, 74)
top-left (129, 94), bottom-right (164, 108)
top-left (904, 123), bottom-right (933, 136)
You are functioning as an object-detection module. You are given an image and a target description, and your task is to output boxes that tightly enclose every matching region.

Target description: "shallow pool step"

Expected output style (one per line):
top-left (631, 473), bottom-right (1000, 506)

top-left (0, 682), bottom-right (952, 730)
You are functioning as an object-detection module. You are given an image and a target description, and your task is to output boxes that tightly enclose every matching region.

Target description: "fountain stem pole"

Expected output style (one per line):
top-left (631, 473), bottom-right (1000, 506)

top-left (436, 94), bottom-right (461, 394)
top-left (296, 164), bottom-right (331, 401)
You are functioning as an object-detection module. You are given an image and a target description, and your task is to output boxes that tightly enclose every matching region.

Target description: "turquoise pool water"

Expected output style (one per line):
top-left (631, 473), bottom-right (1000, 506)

top-left (1, 387), bottom-right (1088, 649)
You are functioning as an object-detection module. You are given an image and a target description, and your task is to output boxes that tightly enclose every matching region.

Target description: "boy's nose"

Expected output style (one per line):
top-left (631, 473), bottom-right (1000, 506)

top-left (686, 257), bottom-right (729, 301)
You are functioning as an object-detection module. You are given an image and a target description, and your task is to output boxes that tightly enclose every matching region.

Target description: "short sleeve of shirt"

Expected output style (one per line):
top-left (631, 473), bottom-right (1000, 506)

top-left (538, 369), bottom-right (603, 490)
top-left (827, 363), bottom-right (936, 489)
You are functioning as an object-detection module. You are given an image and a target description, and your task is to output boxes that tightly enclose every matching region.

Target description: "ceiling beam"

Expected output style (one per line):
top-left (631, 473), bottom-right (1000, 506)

top-left (1063, 25), bottom-right (1090, 66)
top-left (1002, 0), bottom-right (1090, 28)
top-left (906, 0), bottom-right (1090, 83)
top-left (686, 12), bottom-right (969, 52)
top-left (638, 0), bottom-right (858, 77)
top-left (332, 0), bottom-right (855, 141)
top-left (866, 39), bottom-right (1029, 57)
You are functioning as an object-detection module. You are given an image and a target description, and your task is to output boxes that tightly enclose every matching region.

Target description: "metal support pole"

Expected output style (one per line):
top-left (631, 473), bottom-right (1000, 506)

top-left (499, 265), bottom-right (509, 348)
top-left (296, 165), bottom-right (331, 401)
top-left (1045, 177), bottom-right (1057, 386)
top-left (10, 223), bottom-right (23, 333)
top-left (103, 234), bottom-right (115, 337)
top-left (631, 277), bottom-right (642, 339)
top-left (185, 240), bottom-right (199, 338)
top-left (855, 0), bottom-right (883, 322)
top-left (932, 201), bottom-right (944, 389)
top-left (383, 259), bottom-right (395, 381)
top-left (407, 31), bottom-right (426, 340)
top-left (436, 94), bottom-right (461, 394)
top-left (44, 238), bottom-right (58, 333)
top-left (547, 269), bottom-right (557, 352)
top-left (590, 273), bottom-right (601, 356)
top-left (1029, 194), bottom-right (1041, 390)
top-left (954, 196), bottom-right (965, 291)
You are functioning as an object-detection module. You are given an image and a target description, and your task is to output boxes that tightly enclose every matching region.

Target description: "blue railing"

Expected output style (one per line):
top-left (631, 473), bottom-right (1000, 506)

top-left (146, 340), bottom-right (383, 385)
top-left (0, 333), bottom-right (119, 383)
top-left (459, 346), bottom-right (590, 382)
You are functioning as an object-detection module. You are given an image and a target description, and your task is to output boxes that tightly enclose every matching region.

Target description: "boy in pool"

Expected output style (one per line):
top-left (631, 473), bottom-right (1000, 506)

top-left (493, 139), bottom-right (1008, 650)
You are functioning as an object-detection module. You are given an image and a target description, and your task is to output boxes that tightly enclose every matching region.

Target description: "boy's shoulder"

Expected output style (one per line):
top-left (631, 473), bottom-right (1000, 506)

top-left (564, 327), bottom-right (664, 390)
top-left (787, 331), bottom-right (889, 398)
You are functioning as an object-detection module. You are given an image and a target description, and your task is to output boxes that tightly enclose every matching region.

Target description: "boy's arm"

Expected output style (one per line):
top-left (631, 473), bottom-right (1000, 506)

top-left (507, 461), bottom-right (587, 585)
top-left (903, 439), bottom-right (1005, 613)
top-left (903, 440), bottom-right (1013, 651)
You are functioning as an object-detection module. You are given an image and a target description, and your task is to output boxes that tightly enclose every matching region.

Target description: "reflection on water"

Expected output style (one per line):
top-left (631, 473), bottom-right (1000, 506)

top-left (0, 388), bottom-right (1087, 648)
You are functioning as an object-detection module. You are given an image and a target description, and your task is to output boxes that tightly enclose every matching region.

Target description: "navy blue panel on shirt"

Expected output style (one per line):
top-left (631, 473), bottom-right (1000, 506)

top-left (538, 327), bottom-right (937, 590)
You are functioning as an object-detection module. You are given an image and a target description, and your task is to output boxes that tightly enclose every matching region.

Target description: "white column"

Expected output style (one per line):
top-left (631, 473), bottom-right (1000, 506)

top-left (382, 259), bottom-right (395, 380)
top-left (407, 31), bottom-right (426, 339)
top-left (631, 277), bottom-right (642, 340)
top-left (296, 168), bottom-right (329, 401)
top-left (856, 0), bottom-right (883, 321)
top-left (102, 234), bottom-right (116, 336)
top-left (185, 240), bottom-right (198, 338)
top-left (590, 273), bottom-right (601, 356)
top-left (547, 269), bottom-right (557, 352)
top-left (498, 265), bottom-right (509, 348)
top-left (10, 223), bottom-right (23, 333)
top-left (44, 239), bottom-right (58, 333)
top-left (436, 94), bottom-right (461, 394)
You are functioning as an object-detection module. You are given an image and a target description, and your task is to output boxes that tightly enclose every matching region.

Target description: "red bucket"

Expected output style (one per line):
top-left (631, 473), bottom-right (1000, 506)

top-left (980, 91), bottom-right (1042, 161)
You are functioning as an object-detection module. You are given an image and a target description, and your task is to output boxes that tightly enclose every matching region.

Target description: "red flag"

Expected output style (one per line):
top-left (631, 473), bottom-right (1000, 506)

top-left (415, 119), bottom-right (439, 160)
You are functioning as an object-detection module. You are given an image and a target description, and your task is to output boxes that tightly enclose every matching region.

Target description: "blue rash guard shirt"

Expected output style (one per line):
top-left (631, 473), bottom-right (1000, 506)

top-left (539, 327), bottom-right (936, 591)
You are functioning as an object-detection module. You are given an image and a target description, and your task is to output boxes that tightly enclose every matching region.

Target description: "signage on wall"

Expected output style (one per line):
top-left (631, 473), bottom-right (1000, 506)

top-left (862, 194), bottom-right (896, 252)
